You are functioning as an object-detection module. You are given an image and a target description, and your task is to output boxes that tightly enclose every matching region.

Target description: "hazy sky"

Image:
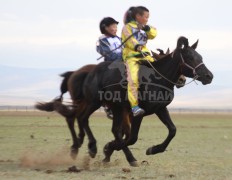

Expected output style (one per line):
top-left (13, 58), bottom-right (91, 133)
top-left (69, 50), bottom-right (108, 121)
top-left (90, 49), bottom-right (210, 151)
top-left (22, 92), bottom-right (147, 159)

top-left (0, 0), bottom-right (232, 108)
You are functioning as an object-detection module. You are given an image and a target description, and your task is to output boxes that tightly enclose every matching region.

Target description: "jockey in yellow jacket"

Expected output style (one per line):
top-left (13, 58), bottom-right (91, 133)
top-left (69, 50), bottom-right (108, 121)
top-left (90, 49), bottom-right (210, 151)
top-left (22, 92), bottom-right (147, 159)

top-left (122, 6), bottom-right (157, 117)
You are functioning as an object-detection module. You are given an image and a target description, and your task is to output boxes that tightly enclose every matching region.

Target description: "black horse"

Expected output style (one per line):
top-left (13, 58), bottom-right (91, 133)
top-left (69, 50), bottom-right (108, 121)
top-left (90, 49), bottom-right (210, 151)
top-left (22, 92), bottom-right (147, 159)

top-left (36, 37), bottom-right (213, 166)
top-left (68, 36), bottom-right (213, 164)
top-left (36, 48), bottom-right (182, 167)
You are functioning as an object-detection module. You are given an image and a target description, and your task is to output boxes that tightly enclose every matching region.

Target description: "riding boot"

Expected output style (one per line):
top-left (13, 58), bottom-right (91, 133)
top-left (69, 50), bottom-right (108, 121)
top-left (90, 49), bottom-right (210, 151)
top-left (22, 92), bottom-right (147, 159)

top-left (132, 106), bottom-right (145, 117)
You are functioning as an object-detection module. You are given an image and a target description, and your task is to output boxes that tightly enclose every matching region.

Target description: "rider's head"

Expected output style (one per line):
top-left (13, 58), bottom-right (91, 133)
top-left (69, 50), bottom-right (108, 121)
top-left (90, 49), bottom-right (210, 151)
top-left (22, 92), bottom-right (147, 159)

top-left (99, 17), bottom-right (119, 36)
top-left (123, 6), bottom-right (149, 25)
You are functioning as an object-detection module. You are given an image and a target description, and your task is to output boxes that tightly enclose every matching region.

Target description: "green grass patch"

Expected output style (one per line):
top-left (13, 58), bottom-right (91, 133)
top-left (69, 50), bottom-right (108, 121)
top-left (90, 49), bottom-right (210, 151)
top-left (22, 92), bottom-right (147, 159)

top-left (0, 112), bottom-right (232, 179)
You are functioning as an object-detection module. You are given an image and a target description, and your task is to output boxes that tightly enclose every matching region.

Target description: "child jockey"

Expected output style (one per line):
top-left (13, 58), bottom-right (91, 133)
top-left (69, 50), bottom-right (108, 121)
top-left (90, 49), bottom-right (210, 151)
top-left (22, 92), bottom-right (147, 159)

top-left (121, 6), bottom-right (157, 117)
top-left (96, 17), bottom-right (123, 119)
top-left (96, 17), bottom-right (122, 62)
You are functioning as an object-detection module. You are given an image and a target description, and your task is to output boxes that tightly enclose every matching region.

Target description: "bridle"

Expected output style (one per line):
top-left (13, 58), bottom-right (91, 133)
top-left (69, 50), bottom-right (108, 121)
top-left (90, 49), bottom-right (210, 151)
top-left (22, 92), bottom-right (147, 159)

top-left (142, 50), bottom-right (204, 86)
top-left (179, 53), bottom-right (204, 77)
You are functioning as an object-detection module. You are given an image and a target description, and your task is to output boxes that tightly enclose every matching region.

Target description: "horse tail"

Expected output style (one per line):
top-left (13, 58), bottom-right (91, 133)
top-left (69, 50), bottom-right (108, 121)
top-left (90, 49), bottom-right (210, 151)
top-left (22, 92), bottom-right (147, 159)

top-left (58, 65), bottom-right (96, 101)
top-left (35, 101), bottom-right (55, 112)
top-left (60, 71), bottom-right (73, 94)
top-left (53, 71), bottom-right (74, 102)
top-left (35, 100), bottom-right (75, 117)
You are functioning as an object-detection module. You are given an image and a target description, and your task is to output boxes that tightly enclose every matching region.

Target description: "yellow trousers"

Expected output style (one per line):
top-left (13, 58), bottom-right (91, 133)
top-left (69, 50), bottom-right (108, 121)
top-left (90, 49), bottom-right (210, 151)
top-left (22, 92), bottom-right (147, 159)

top-left (125, 55), bottom-right (154, 108)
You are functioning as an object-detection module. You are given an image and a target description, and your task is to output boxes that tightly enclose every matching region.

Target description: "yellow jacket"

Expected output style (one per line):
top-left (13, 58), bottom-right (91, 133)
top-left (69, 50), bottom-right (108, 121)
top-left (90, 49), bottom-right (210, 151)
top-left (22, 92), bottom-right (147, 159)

top-left (121, 21), bottom-right (157, 61)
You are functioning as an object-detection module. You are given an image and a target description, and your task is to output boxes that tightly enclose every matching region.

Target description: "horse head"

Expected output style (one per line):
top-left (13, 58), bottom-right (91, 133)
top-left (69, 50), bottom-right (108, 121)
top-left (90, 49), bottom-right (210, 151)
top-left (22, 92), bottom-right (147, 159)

top-left (174, 36), bottom-right (213, 85)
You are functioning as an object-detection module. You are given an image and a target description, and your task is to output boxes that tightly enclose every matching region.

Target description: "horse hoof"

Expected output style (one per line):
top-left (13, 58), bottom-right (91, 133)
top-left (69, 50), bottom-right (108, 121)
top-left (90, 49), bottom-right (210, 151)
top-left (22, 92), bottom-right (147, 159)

top-left (146, 147), bottom-right (153, 155)
top-left (102, 157), bottom-right (110, 163)
top-left (146, 145), bottom-right (164, 155)
top-left (77, 138), bottom-right (83, 148)
top-left (88, 142), bottom-right (97, 158)
top-left (88, 150), bottom-right (97, 158)
top-left (103, 143), bottom-right (113, 157)
top-left (129, 161), bottom-right (139, 167)
top-left (70, 148), bottom-right (78, 159)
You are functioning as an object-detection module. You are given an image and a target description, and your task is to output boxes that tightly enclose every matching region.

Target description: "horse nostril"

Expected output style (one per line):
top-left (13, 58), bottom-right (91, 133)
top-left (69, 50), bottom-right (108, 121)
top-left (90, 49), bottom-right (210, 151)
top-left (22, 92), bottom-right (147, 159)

top-left (205, 73), bottom-right (213, 80)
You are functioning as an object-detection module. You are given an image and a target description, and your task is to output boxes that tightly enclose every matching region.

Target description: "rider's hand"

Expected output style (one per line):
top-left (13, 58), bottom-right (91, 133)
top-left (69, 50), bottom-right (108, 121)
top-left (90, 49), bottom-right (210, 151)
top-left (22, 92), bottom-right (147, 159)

top-left (136, 45), bottom-right (143, 52)
top-left (142, 25), bottom-right (150, 31)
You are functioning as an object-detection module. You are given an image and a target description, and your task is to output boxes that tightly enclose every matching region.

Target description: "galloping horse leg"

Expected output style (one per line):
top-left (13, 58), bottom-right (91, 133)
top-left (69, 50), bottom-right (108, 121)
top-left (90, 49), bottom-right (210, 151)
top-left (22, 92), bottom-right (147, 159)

top-left (103, 106), bottom-right (123, 162)
top-left (76, 117), bottom-right (85, 146)
top-left (146, 107), bottom-right (176, 155)
top-left (74, 101), bottom-right (88, 146)
top-left (103, 140), bottom-right (138, 167)
top-left (125, 115), bottom-right (143, 147)
top-left (65, 116), bottom-right (83, 159)
top-left (78, 103), bottom-right (100, 158)
top-left (120, 110), bottom-right (137, 166)
top-left (103, 107), bottom-right (138, 166)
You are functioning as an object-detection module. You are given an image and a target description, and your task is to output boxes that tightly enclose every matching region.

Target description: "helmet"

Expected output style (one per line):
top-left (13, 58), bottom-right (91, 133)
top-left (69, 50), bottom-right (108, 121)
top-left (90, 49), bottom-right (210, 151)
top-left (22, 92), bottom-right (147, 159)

top-left (99, 17), bottom-right (119, 34)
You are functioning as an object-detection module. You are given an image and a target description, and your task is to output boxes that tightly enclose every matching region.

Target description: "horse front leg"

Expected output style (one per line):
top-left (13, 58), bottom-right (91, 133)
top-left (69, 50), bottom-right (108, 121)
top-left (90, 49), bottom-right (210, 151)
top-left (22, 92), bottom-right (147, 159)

top-left (103, 109), bottom-right (123, 163)
top-left (105, 115), bottom-right (142, 159)
top-left (125, 116), bottom-right (143, 146)
top-left (146, 107), bottom-right (176, 155)
top-left (103, 137), bottom-right (138, 167)
top-left (103, 109), bottom-right (138, 166)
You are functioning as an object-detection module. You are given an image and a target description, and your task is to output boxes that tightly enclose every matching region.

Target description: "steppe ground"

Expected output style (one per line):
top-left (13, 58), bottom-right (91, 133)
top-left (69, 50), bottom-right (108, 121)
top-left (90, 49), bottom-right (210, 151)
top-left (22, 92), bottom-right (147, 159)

top-left (0, 111), bottom-right (231, 180)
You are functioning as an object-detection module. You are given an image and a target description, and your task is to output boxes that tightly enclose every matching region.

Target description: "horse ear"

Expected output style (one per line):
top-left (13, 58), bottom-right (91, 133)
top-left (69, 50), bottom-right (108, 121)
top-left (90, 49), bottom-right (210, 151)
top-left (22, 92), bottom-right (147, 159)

top-left (166, 48), bottom-right (170, 54)
top-left (151, 50), bottom-right (156, 57)
top-left (151, 50), bottom-right (162, 60)
top-left (156, 48), bottom-right (165, 55)
top-left (191, 39), bottom-right (199, 50)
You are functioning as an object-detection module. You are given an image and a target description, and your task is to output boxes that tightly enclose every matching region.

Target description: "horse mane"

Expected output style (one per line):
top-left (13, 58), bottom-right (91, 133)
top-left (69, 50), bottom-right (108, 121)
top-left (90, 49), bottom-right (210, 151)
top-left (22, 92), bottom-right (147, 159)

top-left (151, 48), bottom-right (170, 60)
top-left (152, 53), bottom-right (174, 67)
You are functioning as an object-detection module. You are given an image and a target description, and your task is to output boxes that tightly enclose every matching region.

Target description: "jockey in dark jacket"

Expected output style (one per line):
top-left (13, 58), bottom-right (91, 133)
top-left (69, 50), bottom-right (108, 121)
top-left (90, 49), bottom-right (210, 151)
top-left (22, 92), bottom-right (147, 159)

top-left (96, 17), bottom-right (123, 119)
top-left (96, 17), bottom-right (122, 62)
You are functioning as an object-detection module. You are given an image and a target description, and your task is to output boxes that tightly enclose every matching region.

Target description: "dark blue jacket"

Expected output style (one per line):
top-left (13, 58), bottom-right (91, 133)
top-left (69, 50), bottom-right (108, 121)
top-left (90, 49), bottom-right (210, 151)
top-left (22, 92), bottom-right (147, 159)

top-left (96, 35), bottom-right (122, 61)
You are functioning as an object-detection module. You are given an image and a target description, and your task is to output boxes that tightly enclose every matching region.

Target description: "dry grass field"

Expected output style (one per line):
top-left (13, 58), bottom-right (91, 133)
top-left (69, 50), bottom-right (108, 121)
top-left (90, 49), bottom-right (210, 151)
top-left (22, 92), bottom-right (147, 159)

top-left (0, 111), bottom-right (232, 180)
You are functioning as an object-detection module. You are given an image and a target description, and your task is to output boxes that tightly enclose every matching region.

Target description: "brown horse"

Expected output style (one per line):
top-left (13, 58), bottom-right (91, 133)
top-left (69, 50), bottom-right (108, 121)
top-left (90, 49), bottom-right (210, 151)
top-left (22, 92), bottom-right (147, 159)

top-left (36, 64), bottom-right (138, 165)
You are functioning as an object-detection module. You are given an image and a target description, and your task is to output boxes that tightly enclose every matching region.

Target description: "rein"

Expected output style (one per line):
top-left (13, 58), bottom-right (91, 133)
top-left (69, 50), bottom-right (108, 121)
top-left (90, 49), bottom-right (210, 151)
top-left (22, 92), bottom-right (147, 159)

top-left (141, 51), bottom-right (202, 87)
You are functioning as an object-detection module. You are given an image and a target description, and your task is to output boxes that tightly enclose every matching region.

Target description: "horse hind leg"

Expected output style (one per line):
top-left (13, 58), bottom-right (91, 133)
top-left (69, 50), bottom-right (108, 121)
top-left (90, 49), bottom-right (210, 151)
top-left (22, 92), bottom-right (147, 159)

top-left (84, 120), bottom-right (97, 158)
top-left (65, 116), bottom-right (84, 159)
top-left (74, 101), bottom-right (89, 147)
top-left (78, 103), bottom-right (100, 158)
